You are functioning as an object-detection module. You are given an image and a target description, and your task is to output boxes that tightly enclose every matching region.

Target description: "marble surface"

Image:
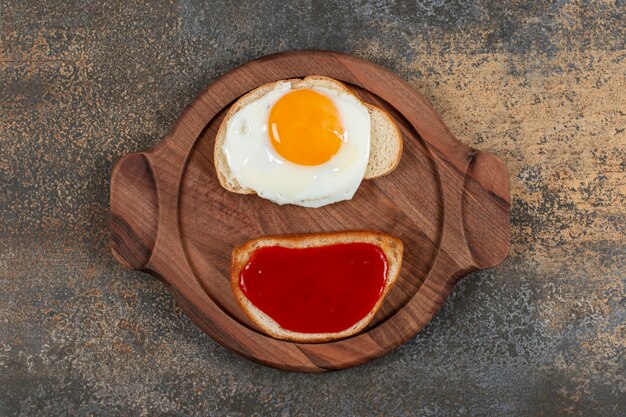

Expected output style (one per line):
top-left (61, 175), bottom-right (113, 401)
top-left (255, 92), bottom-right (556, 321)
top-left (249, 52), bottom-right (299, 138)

top-left (1, 1), bottom-right (624, 415)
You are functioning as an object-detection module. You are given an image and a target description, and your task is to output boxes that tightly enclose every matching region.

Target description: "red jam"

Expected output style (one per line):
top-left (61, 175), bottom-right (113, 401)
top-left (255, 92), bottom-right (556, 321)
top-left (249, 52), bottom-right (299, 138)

top-left (239, 243), bottom-right (388, 334)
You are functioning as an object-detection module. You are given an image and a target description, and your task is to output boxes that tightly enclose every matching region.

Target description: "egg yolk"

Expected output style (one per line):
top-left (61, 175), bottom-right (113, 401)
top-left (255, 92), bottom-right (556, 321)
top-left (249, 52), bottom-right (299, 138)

top-left (268, 89), bottom-right (344, 166)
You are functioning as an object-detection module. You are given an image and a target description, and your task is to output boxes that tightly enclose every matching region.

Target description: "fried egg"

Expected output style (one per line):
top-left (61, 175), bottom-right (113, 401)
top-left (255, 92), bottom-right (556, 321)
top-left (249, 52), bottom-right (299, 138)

top-left (222, 81), bottom-right (371, 208)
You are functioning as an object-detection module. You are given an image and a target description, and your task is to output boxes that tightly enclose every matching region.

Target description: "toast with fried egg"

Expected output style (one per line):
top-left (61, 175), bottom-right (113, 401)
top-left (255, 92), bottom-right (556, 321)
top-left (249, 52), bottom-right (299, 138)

top-left (214, 76), bottom-right (403, 197)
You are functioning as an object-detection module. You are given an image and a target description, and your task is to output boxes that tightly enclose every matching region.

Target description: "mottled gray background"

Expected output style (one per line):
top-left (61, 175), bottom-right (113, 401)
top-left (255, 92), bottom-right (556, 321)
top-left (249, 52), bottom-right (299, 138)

top-left (1, 1), bottom-right (625, 416)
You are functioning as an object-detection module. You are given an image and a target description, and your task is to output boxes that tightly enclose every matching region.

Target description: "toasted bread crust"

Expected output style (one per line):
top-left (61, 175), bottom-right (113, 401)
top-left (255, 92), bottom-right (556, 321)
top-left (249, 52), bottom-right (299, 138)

top-left (363, 103), bottom-right (404, 179)
top-left (231, 231), bottom-right (404, 343)
top-left (214, 76), bottom-right (403, 195)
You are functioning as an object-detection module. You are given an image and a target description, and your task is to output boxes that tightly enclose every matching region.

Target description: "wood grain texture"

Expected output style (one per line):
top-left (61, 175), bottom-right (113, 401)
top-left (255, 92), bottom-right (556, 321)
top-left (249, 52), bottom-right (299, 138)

top-left (109, 51), bottom-right (510, 372)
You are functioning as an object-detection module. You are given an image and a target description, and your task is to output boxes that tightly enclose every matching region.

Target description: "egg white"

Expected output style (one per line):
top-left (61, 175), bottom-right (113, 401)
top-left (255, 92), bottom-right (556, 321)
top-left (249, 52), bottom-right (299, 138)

top-left (222, 81), bottom-right (371, 208)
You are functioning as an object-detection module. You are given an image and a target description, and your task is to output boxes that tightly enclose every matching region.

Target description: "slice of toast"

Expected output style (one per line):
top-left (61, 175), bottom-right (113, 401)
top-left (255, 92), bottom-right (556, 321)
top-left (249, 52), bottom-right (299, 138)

top-left (231, 231), bottom-right (403, 343)
top-left (215, 76), bottom-right (403, 195)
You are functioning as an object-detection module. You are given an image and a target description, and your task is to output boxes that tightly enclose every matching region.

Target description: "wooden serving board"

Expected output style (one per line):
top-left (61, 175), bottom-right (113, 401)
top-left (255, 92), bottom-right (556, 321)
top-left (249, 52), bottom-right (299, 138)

top-left (110, 51), bottom-right (510, 372)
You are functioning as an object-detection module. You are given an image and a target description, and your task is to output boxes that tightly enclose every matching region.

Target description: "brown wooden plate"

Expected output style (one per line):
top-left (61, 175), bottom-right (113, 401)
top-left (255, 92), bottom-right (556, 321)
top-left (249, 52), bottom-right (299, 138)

top-left (110, 50), bottom-right (510, 372)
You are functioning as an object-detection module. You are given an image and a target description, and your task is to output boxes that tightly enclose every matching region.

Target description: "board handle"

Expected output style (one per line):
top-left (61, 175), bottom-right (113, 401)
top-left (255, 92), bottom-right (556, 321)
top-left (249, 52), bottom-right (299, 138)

top-left (110, 153), bottom-right (159, 270)
top-left (461, 149), bottom-right (511, 269)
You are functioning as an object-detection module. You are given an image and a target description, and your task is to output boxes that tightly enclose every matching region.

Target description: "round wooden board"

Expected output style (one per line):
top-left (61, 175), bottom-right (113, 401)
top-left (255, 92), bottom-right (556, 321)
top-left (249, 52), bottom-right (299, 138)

top-left (110, 51), bottom-right (510, 372)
